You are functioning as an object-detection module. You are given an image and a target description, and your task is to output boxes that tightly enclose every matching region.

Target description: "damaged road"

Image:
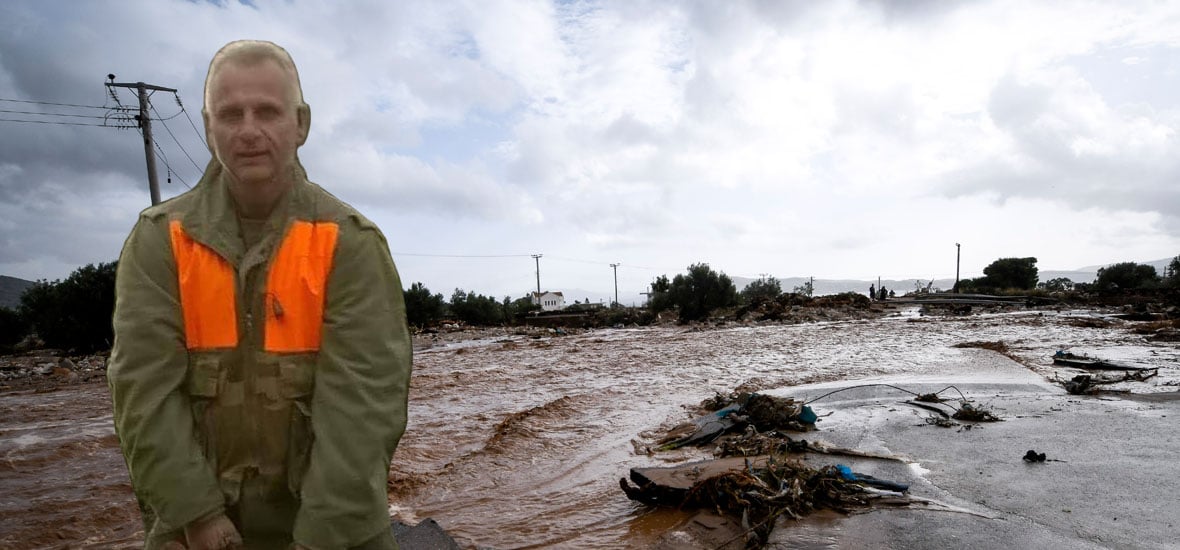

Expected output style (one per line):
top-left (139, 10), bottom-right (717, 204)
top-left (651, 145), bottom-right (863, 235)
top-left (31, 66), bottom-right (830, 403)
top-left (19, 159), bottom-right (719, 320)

top-left (624, 349), bottom-right (1180, 549)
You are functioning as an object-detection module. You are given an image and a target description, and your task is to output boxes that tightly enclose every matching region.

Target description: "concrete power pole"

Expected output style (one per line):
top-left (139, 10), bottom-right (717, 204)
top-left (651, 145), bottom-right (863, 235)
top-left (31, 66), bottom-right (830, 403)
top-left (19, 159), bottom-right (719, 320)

top-left (106, 77), bottom-right (178, 206)
top-left (955, 243), bottom-right (961, 293)
top-left (532, 254), bottom-right (543, 296)
top-left (610, 263), bottom-right (619, 307)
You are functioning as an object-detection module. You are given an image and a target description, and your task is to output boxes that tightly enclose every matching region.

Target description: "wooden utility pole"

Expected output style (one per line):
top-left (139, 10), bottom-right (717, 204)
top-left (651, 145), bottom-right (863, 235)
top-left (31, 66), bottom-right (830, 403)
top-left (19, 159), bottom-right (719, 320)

top-left (532, 254), bottom-right (543, 296)
top-left (106, 76), bottom-right (177, 205)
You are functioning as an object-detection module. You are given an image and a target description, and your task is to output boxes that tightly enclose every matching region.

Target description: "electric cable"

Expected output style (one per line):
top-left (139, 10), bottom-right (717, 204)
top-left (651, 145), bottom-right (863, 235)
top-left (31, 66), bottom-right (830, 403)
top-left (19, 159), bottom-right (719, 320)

top-left (0, 97), bottom-right (111, 110)
top-left (803, 383), bottom-right (969, 409)
top-left (391, 252), bottom-right (536, 258)
top-left (0, 108), bottom-right (113, 119)
top-left (174, 94), bottom-right (209, 149)
top-left (0, 118), bottom-right (128, 127)
top-left (150, 102), bottom-right (204, 173)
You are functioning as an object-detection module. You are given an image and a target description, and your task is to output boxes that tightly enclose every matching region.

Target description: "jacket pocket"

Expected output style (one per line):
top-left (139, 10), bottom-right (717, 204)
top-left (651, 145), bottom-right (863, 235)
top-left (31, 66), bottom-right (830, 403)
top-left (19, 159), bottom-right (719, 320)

top-left (279, 355), bottom-right (316, 495)
top-left (279, 355), bottom-right (316, 399)
top-left (185, 354), bottom-right (224, 471)
top-left (186, 353), bottom-right (223, 397)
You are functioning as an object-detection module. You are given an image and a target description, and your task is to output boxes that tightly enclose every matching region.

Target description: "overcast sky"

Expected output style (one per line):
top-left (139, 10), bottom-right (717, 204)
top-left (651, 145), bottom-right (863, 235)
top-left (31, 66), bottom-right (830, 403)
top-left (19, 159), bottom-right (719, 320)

top-left (2, 0), bottom-right (1178, 301)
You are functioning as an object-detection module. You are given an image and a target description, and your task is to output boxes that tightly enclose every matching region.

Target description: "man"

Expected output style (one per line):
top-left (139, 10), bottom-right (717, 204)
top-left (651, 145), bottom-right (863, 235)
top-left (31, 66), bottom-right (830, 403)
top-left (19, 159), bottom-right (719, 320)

top-left (108, 40), bottom-right (412, 550)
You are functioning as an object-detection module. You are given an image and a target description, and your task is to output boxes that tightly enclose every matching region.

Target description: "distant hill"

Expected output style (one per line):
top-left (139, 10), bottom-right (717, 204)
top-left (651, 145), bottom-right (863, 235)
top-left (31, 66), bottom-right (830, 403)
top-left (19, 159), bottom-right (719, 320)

top-left (0, 275), bottom-right (36, 310)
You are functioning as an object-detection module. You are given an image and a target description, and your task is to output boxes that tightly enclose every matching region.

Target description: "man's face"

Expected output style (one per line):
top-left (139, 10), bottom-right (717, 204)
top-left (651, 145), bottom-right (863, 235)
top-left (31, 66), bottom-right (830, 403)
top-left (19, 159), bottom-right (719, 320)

top-left (205, 59), bottom-right (307, 203)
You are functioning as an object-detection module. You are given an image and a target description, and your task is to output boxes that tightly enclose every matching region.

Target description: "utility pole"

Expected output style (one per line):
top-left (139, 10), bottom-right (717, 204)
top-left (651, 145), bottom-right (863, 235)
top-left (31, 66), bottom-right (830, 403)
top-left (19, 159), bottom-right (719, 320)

top-left (955, 243), bottom-right (961, 293)
top-left (532, 254), bottom-right (543, 297)
top-left (106, 75), bottom-right (177, 206)
top-left (610, 263), bottom-right (619, 307)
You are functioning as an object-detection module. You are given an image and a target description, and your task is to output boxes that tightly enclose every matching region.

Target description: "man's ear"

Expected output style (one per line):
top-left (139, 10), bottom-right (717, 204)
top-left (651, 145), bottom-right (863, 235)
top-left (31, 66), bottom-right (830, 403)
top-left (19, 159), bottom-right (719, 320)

top-left (202, 110), bottom-right (214, 153)
top-left (296, 104), bottom-right (311, 146)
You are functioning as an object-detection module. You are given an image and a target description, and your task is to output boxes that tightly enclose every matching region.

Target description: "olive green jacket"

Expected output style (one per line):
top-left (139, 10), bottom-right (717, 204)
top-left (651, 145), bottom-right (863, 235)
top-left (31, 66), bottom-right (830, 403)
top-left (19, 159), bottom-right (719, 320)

top-left (108, 160), bottom-right (411, 549)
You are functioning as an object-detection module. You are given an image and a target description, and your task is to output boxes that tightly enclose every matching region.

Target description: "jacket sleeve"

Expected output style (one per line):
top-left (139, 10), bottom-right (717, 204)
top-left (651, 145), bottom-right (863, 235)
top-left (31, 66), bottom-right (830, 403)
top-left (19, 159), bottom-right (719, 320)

top-left (293, 218), bottom-right (413, 549)
top-left (107, 216), bottom-right (225, 530)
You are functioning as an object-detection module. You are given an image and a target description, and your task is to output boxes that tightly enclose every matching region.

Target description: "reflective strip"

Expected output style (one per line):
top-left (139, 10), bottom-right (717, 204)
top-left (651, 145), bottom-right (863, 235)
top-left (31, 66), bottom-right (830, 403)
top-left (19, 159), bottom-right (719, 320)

top-left (265, 221), bottom-right (338, 352)
top-left (169, 220), bottom-right (238, 349)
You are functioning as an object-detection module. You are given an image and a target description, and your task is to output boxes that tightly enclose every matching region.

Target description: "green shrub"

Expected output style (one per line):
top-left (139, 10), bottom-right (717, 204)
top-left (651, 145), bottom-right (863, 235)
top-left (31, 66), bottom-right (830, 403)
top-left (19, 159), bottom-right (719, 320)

top-left (981, 257), bottom-right (1039, 290)
top-left (1095, 262), bottom-right (1159, 290)
top-left (0, 307), bottom-right (28, 352)
top-left (404, 282), bottom-right (447, 328)
top-left (449, 288), bottom-right (505, 325)
top-left (741, 276), bottom-right (782, 304)
top-left (666, 263), bottom-right (739, 322)
top-left (19, 262), bottom-right (117, 353)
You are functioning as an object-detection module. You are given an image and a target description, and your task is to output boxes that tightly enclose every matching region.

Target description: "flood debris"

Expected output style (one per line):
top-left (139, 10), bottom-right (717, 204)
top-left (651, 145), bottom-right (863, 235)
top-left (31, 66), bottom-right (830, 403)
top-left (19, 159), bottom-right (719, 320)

top-left (834, 464), bottom-right (910, 492)
top-left (1052, 349), bottom-right (1156, 371)
top-left (1059, 369), bottom-right (1159, 395)
top-left (657, 393), bottom-right (816, 450)
top-left (951, 401), bottom-right (1002, 422)
top-left (924, 416), bottom-right (959, 428)
top-left (620, 455), bottom-right (912, 548)
top-left (716, 426), bottom-right (809, 457)
top-left (1063, 375), bottom-right (1097, 395)
top-left (1022, 450), bottom-right (1048, 463)
top-left (0, 351), bottom-right (108, 392)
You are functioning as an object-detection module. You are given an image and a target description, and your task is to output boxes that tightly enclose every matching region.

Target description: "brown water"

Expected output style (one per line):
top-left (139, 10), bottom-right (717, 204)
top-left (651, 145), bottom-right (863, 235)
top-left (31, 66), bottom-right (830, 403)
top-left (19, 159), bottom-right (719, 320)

top-left (1, 308), bottom-right (1175, 549)
top-left (390, 308), bottom-right (1178, 548)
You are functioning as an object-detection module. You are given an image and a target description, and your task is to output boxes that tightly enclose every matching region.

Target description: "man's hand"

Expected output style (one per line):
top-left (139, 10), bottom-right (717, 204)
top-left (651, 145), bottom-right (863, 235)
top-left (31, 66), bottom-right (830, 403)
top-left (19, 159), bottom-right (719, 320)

top-left (183, 513), bottom-right (243, 550)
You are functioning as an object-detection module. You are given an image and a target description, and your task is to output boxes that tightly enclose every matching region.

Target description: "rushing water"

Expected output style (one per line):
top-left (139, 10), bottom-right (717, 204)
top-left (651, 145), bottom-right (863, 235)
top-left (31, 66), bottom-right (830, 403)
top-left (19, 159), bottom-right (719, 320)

top-left (389, 308), bottom-right (1178, 548)
top-left (0, 308), bottom-right (1175, 548)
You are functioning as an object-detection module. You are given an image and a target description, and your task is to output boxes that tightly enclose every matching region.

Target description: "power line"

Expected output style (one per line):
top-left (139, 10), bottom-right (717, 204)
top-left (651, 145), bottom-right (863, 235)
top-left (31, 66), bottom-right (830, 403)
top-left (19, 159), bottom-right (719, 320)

top-left (173, 94), bottom-right (208, 149)
top-left (546, 255), bottom-right (672, 272)
top-left (546, 255), bottom-right (606, 266)
top-left (388, 251), bottom-right (677, 274)
top-left (0, 117), bottom-right (130, 127)
top-left (149, 108), bottom-right (185, 121)
top-left (391, 252), bottom-right (535, 258)
top-left (150, 102), bottom-right (204, 173)
top-left (0, 108), bottom-right (118, 119)
top-left (149, 138), bottom-right (192, 190)
top-left (0, 97), bottom-right (111, 110)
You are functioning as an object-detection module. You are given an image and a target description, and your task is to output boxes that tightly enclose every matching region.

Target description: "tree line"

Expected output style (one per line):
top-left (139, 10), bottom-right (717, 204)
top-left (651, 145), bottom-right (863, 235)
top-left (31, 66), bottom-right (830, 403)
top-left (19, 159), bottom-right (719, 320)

top-left (955, 256), bottom-right (1180, 294)
top-left (3, 255), bottom-right (1178, 354)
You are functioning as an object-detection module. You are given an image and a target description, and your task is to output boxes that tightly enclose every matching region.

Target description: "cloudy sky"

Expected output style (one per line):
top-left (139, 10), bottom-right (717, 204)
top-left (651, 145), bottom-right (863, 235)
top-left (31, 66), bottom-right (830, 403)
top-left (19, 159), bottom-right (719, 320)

top-left (1, 0), bottom-right (1178, 302)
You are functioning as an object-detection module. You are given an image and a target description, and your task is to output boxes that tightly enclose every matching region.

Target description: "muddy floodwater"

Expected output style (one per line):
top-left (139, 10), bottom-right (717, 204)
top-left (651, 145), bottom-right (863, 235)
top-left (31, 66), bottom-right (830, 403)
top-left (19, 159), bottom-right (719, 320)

top-left (2, 307), bottom-right (1177, 548)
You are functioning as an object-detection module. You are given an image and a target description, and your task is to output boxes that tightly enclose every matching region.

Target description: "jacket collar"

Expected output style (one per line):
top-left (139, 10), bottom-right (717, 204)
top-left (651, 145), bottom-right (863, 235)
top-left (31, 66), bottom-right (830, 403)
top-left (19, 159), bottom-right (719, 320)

top-left (181, 157), bottom-right (311, 265)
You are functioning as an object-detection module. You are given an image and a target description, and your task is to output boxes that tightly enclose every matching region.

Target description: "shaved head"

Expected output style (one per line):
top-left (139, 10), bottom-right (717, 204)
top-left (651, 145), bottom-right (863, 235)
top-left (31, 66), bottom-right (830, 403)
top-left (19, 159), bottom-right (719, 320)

top-left (203, 40), bottom-right (305, 113)
top-left (202, 39), bottom-right (312, 219)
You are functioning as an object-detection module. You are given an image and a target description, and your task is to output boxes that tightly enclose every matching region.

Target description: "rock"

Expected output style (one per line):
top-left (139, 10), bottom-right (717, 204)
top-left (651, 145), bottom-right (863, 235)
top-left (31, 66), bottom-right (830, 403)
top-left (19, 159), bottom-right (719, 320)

top-left (391, 518), bottom-right (462, 550)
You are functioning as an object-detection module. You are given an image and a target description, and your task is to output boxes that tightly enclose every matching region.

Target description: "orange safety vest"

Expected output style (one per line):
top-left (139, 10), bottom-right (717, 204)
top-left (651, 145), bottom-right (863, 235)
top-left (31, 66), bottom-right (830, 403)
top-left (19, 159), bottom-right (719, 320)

top-left (168, 220), bottom-right (339, 352)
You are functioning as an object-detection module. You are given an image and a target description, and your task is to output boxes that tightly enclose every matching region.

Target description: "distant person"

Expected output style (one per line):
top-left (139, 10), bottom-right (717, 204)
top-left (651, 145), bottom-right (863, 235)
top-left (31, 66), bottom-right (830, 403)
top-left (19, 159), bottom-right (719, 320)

top-left (108, 40), bottom-right (412, 550)
top-left (879, 287), bottom-right (888, 300)
top-left (869, 284), bottom-right (875, 300)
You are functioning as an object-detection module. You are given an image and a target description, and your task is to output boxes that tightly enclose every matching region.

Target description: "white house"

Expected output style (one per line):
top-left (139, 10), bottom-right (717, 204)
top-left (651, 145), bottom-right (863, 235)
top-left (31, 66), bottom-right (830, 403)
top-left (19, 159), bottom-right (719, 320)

top-left (531, 291), bottom-right (566, 311)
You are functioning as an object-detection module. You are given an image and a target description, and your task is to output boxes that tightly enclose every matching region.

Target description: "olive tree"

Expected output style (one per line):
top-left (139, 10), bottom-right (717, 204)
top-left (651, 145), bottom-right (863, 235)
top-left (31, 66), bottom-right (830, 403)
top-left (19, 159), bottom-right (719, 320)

top-left (1094, 262), bottom-right (1159, 290)
top-left (666, 263), bottom-right (739, 322)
